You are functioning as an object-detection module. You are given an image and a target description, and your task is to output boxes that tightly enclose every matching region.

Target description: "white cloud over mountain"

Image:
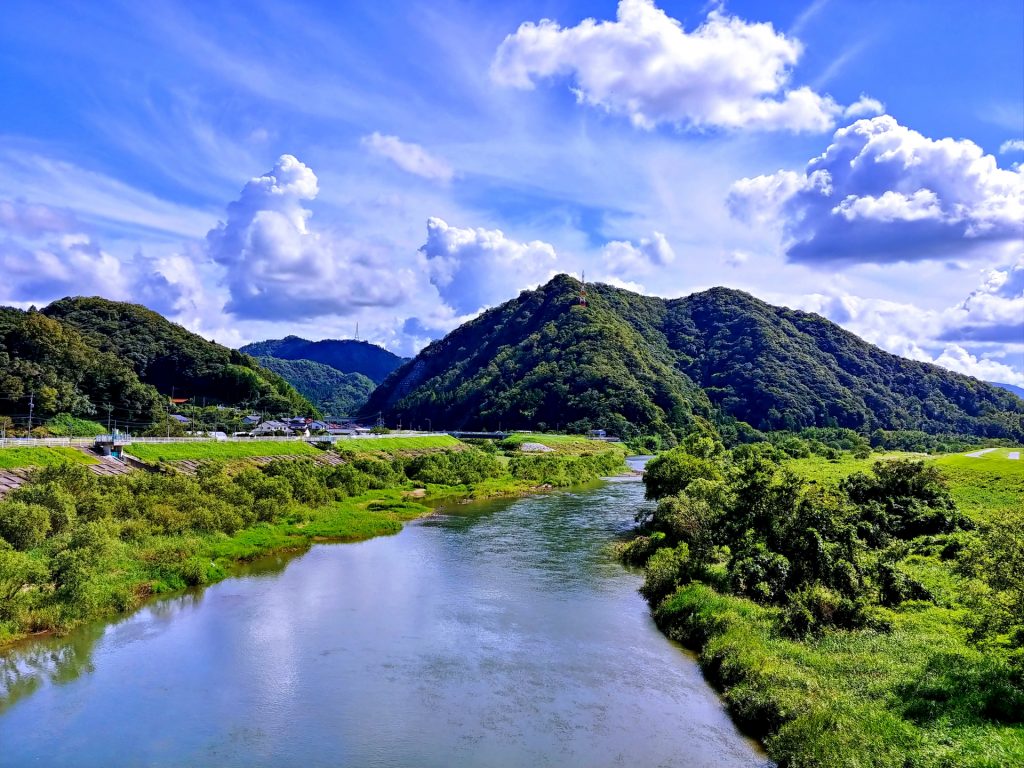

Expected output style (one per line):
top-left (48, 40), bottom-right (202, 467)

top-left (601, 231), bottom-right (675, 278)
top-left (492, 0), bottom-right (878, 132)
top-left (362, 133), bottom-right (453, 182)
top-left (729, 116), bottom-right (1024, 264)
top-left (206, 154), bottom-right (415, 320)
top-left (421, 217), bottom-right (558, 315)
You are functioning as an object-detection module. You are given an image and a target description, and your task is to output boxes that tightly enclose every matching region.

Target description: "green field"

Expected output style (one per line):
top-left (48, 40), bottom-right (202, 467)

top-left (502, 432), bottom-right (625, 455)
top-left (0, 447), bottom-right (97, 469)
top-left (334, 435), bottom-right (462, 454)
top-left (126, 440), bottom-right (321, 463)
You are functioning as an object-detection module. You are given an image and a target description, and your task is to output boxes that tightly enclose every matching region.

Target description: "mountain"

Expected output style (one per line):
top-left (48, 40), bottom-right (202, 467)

top-left (364, 275), bottom-right (1024, 440)
top-left (989, 381), bottom-right (1024, 401)
top-left (38, 297), bottom-right (315, 416)
top-left (255, 357), bottom-right (375, 417)
top-left (0, 306), bottom-right (165, 425)
top-left (240, 336), bottom-right (405, 385)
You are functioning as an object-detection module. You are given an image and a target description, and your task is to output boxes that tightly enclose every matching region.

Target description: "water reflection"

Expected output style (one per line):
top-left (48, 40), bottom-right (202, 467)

top-left (0, 473), bottom-right (768, 768)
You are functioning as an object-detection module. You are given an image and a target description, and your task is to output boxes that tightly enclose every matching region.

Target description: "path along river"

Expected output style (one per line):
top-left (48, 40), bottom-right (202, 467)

top-left (0, 458), bottom-right (769, 767)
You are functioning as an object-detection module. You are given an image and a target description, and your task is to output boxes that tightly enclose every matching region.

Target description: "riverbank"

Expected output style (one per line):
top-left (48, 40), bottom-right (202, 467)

top-left (0, 438), bottom-right (627, 650)
top-left (625, 441), bottom-right (1024, 768)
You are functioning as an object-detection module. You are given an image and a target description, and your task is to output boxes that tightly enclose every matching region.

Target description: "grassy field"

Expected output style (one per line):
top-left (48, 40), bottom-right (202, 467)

top-left (0, 447), bottom-right (97, 469)
top-left (126, 440), bottom-right (321, 462)
top-left (334, 435), bottom-right (462, 454)
top-left (502, 432), bottom-right (626, 455)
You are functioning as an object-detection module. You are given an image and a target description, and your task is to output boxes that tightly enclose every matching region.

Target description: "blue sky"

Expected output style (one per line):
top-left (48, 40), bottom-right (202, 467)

top-left (0, 0), bottom-right (1021, 382)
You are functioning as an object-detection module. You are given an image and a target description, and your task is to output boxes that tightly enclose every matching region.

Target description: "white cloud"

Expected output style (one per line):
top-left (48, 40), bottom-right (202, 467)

top-left (206, 154), bottom-right (416, 320)
top-left (729, 115), bottom-right (1024, 264)
top-left (1000, 139), bottom-right (1024, 154)
top-left (361, 132), bottom-right (454, 182)
top-left (0, 199), bottom-right (78, 238)
top-left (492, 0), bottom-right (870, 132)
top-left (842, 95), bottom-right (884, 119)
top-left (421, 217), bottom-right (558, 315)
top-left (601, 231), bottom-right (675, 277)
top-left (932, 344), bottom-right (1024, 386)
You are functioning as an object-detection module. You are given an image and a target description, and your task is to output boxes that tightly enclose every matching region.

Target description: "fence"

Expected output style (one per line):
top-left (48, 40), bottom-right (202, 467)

top-left (0, 431), bottom-right (443, 449)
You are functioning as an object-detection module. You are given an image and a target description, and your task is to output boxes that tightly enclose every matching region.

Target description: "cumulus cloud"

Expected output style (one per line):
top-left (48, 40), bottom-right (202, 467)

top-left (362, 132), bottom-right (453, 182)
top-left (601, 231), bottom-right (675, 277)
top-left (206, 154), bottom-right (415, 320)
top-left (729, 115), bottom-right (1024, 264)
top-left (421, 217), bottom-right (558, 315)
top-left (1000, 139), bottom-right (1024, 154)
top-left (0, 199), bottom-right (188, 312)
top-left (491, 0), bottom-right (876, 132)
top-left (931, 344), bottom-right (1024, 386)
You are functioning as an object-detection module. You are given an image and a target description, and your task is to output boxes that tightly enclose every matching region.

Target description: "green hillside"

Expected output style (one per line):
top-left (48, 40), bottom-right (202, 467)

top-left (240, 336), bottom-right (405, 384)
top-left (364, 275), bottom-right (1024, 441)
top-left (42, 297), bottom-right (314, 416)
top-left (255, 356), bottom-right (375, 417)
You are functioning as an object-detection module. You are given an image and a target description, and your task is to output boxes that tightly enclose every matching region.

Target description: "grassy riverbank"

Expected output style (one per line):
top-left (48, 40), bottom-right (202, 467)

top-left (0, 437), bottom-right (625, 649)
top-left (0, 447), bottom-right (96, 469)
top-left (626, 436), bottom-right (1024, 767)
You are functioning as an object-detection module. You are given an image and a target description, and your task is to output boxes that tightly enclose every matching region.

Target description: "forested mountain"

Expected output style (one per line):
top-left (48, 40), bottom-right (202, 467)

top-left (364, 275), bottom-right (1024, 440)
top-left (255, 357), bottom-right (375, 417)
top-left (240, 336), bottom-right (405, 384)
top-left (0, 298), bottom-right (314, 427)
top-left (0, 307), bottom-right (164, 425)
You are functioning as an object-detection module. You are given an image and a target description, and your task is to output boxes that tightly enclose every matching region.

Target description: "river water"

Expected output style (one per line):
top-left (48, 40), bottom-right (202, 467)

top-left (0, 461), bottom-right (768, 767)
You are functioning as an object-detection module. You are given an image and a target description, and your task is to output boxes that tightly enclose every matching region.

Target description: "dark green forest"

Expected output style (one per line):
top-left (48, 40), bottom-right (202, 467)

top-left (365, 275), bottom-right (1024, 441)
top-left (240, 336), bottom-right (405, 385)
top-left (0, 299), bottom-right (314, 429)
top-left (255, 357), bottom-right (375, 417)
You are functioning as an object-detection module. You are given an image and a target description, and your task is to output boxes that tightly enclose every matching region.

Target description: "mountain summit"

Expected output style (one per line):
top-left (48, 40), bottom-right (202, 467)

top-left (363, 275), bottom-right (1024, 440)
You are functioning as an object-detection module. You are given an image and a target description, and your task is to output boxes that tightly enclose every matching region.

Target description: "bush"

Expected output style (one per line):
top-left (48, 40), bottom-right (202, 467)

top-left (0, 500), bottom-right (52, 550)
top-left (640, 543), bottom-right (689, 605)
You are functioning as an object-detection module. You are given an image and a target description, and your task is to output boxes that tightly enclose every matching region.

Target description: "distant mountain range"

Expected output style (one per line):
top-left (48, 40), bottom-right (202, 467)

top-left (240, 336), bottom-right (406, 385)
top-left (254, 357), bottom-right (374, 418)
top-left (364, 274), bottom-right (1024, 440)
top-left (989, 381), bottom-right (1024, 401)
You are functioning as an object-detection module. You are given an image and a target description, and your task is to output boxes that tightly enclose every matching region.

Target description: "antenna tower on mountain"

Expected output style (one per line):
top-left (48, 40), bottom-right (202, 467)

top-left (579, 271), bottom-right (588, 307)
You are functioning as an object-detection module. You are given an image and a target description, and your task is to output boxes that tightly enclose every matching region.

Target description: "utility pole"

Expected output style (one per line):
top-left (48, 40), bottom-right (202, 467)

top-left (28, 391), bottom-right (34, 434)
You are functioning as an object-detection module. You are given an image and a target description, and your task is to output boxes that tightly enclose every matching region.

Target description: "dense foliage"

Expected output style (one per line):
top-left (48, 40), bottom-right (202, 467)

top-left (0, 307), bottom-right (164, 426)
top-left (255, 356), bottom-right (375, 417)
top-left (240, 336), bottom-right (405, 385)
top-left (627, 438), bottom-right (1024, 766)
top-left (366, 275), bottom-right (1024, 441)
top-left (42, 298), bottom-right (314, 416)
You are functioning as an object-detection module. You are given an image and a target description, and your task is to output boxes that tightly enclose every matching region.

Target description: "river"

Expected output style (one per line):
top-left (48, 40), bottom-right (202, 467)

top-left (0, 461), bottom-right (768, 767)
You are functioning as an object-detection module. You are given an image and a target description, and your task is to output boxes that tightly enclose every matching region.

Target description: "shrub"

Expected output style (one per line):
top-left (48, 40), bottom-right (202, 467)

top-left (0, 500), bottom-right (52, 550)
top-left (640, 543), bottom-right (690, 605)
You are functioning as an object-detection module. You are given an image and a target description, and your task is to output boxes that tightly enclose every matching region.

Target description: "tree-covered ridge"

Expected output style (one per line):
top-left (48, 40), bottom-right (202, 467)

top-left (363, 274), bottom-right (713, 437)
top-left (0, 307), bottom-right (164, 425)
top-left (240, 336), bottom-right (405, 385)
top-left (366, 275), bottom-right (1024, 441)
top-left (41, 297), bottom-right (314, 415)
top-left (255, 357), bottom-right (375, 418)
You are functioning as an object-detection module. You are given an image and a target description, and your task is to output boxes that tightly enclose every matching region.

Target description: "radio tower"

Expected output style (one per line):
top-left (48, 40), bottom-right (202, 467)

top-left (579, 271), bottom-right (588, 307)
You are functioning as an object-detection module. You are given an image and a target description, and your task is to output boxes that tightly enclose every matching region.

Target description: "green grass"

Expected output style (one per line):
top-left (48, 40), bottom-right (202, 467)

top-left (334, 435), bottom-right (462, 454)
top-left (503, 432), bottom-right (626, 455)
top-left (0, 447), bottom-right (97, 468)
top-left (126, 440), bottom-right (321, 462)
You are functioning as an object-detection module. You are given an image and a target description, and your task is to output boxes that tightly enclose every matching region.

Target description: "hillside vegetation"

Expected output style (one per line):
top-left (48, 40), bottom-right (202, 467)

top-left (365, 275), bottom-right (1023, 442)
top-left (241, 336), bottom-right (405, 385)
top-left (255, 356), bottom-right (375, 417)
top-left (42, 298), bottom-right (313, 415)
